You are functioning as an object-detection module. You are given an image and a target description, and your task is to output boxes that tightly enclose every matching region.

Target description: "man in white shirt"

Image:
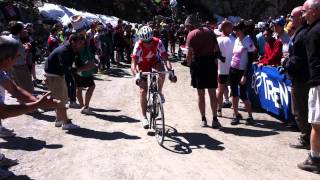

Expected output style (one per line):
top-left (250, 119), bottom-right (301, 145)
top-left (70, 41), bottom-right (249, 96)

top-left (217, 20), bottom-right (235, 117)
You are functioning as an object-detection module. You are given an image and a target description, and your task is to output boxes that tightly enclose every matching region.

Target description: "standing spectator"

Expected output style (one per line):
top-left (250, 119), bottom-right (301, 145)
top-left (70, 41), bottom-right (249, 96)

top-left (284, 6), bottom-right (311, 150)
top-left (0, 35), bottom-right (59, 179)
top-left (47, 27), bottom-right (60, 53)
top-left (9, 21), bottom-right (34, 94)
top-left (76, 43), bottom-right (97, 115)
top-left (168, 24), bottom-right (176, 56)
top-left (229, 20), bottom-right (256, 125)
top-left (259, 27), bottom-right (283, 66)
top-left (86, 21), bottom-right (98, 55)
top-left (272, 17), bottom-right (290, 56)
top-left (185, 15), bottom-right (222, 128)
top-left (176, 24), bottom-right (186, 46)
top-left (256, 22), bottom-right (267, 56)
top-left (298, 0), bottom-right (320, 172)
top-left (114, 19), bottom-right (125, 65)
top-left (44, 33), bottom-right (96, 130)
top-left (160, 23), bottom-right (169, 52)
top-left (216, 20), bottom-right (235, 117)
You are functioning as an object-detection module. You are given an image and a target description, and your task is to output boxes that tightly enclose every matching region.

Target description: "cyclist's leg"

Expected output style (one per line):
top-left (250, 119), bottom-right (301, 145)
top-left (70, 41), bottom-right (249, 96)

top-left (139, 79), bottom-right (148, 117)
top-left (154, 62), bottom-right (166, 94)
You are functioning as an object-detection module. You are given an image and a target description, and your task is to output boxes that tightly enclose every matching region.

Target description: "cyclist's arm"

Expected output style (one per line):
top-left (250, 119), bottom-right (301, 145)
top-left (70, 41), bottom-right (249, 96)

top-left (131, 57), bottom-right (140, 76)
top-left (131, 41), bottom-right (142, 76)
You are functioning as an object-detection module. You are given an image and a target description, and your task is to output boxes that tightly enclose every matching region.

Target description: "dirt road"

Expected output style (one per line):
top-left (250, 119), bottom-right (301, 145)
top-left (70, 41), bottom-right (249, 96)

top-left (1, 62), bottom-right (319, 180)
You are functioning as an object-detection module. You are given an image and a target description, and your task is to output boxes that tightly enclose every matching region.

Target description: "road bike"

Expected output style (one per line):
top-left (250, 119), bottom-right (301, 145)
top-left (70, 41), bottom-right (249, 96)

top-left (141, 70), bottom-right (173, 145)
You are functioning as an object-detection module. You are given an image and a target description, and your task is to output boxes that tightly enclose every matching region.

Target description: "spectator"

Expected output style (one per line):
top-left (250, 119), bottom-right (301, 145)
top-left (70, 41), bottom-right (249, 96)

top-left (44, 33), bottom-right (96, 130)
top-left (185, 15), bottom-right (222, 128)
top-left (0, 35), bottom-right (58, 179)
top-left (272, 16), bottom-right (290, 56)
top-left (284, 6), bottom-right (311, 150)
top-left (47, 27), bottom-right (60, 53)
top-left (217, 20), bottom-right (235, 117)
top-left (176, 24), bottom-right (186, 46)
top-left (168, 24), bottom-right (176, 56)
top-left (298, 0), bottom-right (320, 173)
top-left (259, 27), bottom-right (283, 66)
top-left (76, 42), bottom-right (97, 115)
top-left (114, 19), bottom-right (125, 65)
top-left (229, 20), bottom-right (256, 125)
top-left (9, 21), bottom-right (34, 94)
top-left (256, 22), bottom-right (267, 56)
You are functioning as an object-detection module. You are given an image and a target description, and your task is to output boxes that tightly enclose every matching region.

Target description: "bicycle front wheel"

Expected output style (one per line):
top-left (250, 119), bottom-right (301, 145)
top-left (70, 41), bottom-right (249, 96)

top-left (154, 93), bottom-right (165, 146)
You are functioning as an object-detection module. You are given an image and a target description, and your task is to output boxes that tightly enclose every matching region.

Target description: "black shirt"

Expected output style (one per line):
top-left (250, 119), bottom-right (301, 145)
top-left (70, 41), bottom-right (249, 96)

top-left (44, 43), bottom-right (83, 76)
top-left (285, 24), bottom-right (309, 83)
top-left (305, 19), bottom-right (320, 87)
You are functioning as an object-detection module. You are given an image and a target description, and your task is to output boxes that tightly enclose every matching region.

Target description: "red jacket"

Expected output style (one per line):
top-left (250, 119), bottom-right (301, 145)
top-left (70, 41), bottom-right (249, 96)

top-left (261, 38), bottom-right (283, 66)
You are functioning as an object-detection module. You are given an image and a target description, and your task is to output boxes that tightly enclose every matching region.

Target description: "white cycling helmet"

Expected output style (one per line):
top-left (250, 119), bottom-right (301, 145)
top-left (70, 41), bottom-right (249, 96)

top-left (139, 26), bottom-right (153, 42)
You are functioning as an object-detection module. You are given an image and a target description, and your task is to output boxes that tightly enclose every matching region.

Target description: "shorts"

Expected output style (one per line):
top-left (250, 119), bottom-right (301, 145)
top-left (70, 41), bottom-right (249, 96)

top-left (308, 85), bottom-right (320, 124)
top-left (218, 74), bottom-right (229, 84)
top-left (138, 59), bottom-right (163, 72)
top-left (190, 56), bottom-right (218, 89)
top-left (75, 75), bottom-right (95, 88)
top-left (44, 75), bottom-right (68, 109)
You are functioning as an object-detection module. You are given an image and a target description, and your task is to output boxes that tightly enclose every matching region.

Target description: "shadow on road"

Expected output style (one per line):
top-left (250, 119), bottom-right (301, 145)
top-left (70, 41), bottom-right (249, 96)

top-left (107, 68), bottom-right (131, 78)
top-left (26, 112), bottom-right (56, 122)
top-left (89, 108), bottom-right (121, 113)
top-left (219, 127), bottom-right (279, 137)
top-left (8, 175), bottom-right (32, 180)
top-left (161, 126), bottom-right (225, 154)
top-left (66, 128), bottom-right (141, 141)
top-left (251, 119), bottom-right (299, 132)
top-left (0, 137), bottom-right (63, 151)
top-left (92, 114), bottom-right (140, 123)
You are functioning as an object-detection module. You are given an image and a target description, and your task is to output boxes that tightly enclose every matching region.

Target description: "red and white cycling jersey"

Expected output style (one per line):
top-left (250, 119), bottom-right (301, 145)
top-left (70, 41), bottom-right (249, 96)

top-left (131, 37), bottom-right (168, 72)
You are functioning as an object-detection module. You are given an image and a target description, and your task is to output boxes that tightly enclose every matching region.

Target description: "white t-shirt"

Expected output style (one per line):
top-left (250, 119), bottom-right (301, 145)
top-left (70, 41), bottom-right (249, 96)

top-left (231, 35), bottom-right (256, 70)
top-left (217, 34), bottom-right (236, 75)
top-left (0, 71), bottom-right (9, 103)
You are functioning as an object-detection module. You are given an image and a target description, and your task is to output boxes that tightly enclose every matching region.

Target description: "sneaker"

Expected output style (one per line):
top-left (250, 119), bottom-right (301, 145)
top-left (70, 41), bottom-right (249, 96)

top-left (231, 115), bottom-right (240, 125)
top-left (0, 155), bottom-right (18, 168)
top-left (69, 102), bottom-right (80, 109)
top-left (62, 122), bottom-right (80, 130)
top-left (81, 107), bottom-right (94, 115)
top-left (217, 109), bottom-right (222, 117)
top-left (159, 93), bottom-right (165, 103)
top-left (201, 117), bottom-right (208, 127)
top-left (245, 117), bottom-right (254, 125)
top-left (55, 120), bottom-right (63, 127)
top-left (0, 168), bottom-right (13, 179)
top-left (212, 117), bottom-right (222, 129)
top-left (290, 137), bottom-right (310, 150)
top-left (222, 101), bottom-right (232, 108)
top-left (298, 154), bottom-right (320, 173)
top-left (142, 117), bottom-right (149, 129)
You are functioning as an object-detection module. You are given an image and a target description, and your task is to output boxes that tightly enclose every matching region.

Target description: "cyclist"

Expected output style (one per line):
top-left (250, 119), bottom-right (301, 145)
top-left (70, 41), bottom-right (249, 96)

top-left (131, 26), bottom-right (177, 129)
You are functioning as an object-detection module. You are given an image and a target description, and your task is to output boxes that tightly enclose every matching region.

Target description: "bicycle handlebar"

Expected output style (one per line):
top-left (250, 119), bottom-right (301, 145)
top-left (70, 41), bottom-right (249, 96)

top-left (141, 70), bottom-right (173, 76)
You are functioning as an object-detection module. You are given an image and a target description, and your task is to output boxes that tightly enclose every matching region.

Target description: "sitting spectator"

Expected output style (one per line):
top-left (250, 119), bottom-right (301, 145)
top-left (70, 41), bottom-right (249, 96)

top-left (259, 27), bottom-right (283, 66)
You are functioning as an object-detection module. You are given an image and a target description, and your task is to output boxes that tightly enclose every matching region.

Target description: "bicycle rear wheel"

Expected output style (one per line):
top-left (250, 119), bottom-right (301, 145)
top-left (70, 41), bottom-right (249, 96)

top-left (154, 93), bottom-right (165, 145)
